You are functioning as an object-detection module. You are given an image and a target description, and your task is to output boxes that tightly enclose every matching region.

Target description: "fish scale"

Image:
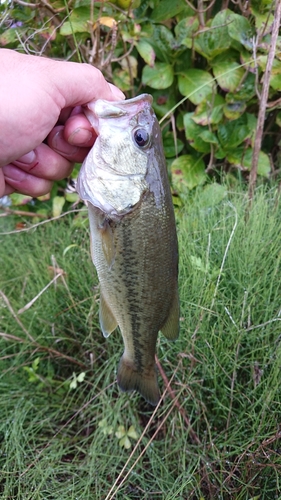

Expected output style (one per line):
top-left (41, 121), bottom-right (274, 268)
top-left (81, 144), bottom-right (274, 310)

top-left (77, 94), bottom-right (179, 405)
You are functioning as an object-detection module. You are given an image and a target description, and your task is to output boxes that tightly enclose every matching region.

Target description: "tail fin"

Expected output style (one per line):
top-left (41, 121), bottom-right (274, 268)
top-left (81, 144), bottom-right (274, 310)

top-left (117, 356), bottom-right (160, 406)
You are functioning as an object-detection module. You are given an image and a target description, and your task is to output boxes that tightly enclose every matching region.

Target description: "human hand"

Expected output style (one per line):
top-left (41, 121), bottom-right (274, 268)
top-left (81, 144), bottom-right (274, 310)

top-left (0, 49), bottom-right (125, 198)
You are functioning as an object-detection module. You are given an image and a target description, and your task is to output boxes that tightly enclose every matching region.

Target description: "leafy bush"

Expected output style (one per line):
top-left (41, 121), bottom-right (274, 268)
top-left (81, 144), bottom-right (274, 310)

top-left (1, 0), bottom-right (281, 207)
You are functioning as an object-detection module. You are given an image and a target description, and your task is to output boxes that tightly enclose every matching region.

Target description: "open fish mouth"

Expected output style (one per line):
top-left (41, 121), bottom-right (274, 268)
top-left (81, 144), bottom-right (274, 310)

top-left (83, 93), bottom-right (153, 134)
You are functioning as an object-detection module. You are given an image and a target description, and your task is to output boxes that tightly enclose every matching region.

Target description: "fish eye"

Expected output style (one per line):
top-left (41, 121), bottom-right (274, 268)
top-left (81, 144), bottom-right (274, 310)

top-left (133, 128), bottom-right (150, 148)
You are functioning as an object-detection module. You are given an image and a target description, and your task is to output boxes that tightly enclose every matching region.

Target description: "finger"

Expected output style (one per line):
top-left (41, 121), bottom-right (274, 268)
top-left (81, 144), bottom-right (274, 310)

top-left (4, 184), bottom-right (14, 196)
top-left (64, 114), bottom-right (96, 146)
top-left (58, 106), bottom-right (73, 124)
top-left (0, 168), bottom-right (14, 196)
top-left (57, 106), bottom-right (85, 125)
top-left (11, 143), bottom-right (74, 180)
top-left (0, 169), bottom-right (6, 197)
top-left (0, 167), bottom-right (14, 196)
top-left (2, 164), bottom-right (53, 197)
top-left (50, 62), bottom-right (125, 107)
top-left (47, 126), bottom-right (92, 162)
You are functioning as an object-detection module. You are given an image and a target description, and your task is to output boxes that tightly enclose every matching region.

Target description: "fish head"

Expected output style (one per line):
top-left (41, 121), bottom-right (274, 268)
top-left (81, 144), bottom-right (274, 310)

top-left (77, 94), bottom-right (161, 216)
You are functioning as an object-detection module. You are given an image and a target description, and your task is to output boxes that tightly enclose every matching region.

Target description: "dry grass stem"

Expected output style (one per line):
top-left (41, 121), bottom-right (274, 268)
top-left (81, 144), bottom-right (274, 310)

top-left (248, 0), bottom-right (281, 200)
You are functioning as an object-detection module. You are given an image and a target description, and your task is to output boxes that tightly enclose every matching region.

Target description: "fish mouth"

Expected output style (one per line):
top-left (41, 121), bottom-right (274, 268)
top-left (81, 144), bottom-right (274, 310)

top-left (83, 93), bottom-right (153, 132)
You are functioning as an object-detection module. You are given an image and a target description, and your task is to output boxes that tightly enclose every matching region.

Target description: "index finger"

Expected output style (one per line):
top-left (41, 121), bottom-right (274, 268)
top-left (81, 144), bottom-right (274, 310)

top-left (49, 60), bottom-right (125, 108)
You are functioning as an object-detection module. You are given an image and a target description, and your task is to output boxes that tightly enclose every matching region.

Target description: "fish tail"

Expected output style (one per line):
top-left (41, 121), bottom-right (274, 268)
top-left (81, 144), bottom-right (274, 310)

top-left (117, 356), bottom-right (160, 406)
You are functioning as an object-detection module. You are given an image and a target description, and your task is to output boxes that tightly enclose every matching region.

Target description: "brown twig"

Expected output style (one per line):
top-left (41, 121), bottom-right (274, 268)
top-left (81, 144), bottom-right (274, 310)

top-left (185, 0), bottom-right (216, 14)
top-left (248, 0), bottom-right (281, 202)
top-left (14, 0), bottom-right (66, 14)
top-left (0, 290), bottom-right (36, 343)
top-left (0, 208), bottom-right (87, 235)
top-left (17, 272), bottom-right (63, 314)
top-left (0, 330), bottom-right (86, 367)
top-left (155, 355), bottom-right (201, 445)
top-left (0, 290), bottom-right (85, 367)
top-left (0, 208), bottom-right (47, 218)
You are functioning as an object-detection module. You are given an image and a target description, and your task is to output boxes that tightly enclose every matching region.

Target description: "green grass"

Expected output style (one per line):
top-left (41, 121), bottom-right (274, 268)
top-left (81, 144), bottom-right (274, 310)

top-left (0, 186), bottom-right (281, 499)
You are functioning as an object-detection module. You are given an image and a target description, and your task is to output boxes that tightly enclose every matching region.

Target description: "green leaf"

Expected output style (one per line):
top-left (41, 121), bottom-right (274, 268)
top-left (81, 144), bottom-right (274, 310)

top-left (254, 11), bottom-right (274, 31)
top-left (226, 149), bottom-right (271, 177)
top-left (194, 11), bottom-right (232, 59)
top-left (171, 155), bottom-right (207, 191)
top-left (0, 27), bottom-right (23, 46)
top-left (178, 69), bottom-right (216, 104)
top-left (163, 132), bottom-right (184, 158)
top-left (127, 425), bottom-right (139, 440)
top-left (147, 25), bottom-right (175, 63)
top-left (223, 101), bottom-right (247, 120)
top-left (65, 192), bottom-right (79, 203)
top-left (251, 0), bottom-right (274, 12)
top-left (212, 53), bottom-right (245, 92)
top-left (112, 68), bottom-right (131, 92)
top-left (227, 12), bottom-right (254, 50)
top-left (120, 56), bottom-right (138, 79)
top-left (52, 196), bottom-right (65, 218)
top-left (218, 114), bottom-right (256, 149)
top-left (258, 55), bottom-right (281, 74)
top-left (269, 73), bottom-right (281, 91)
top-left (10, 193), bottom-right (32, 206)
top-left (77, 372), bottom-right (86, 383)
top-left (176, 111), bottom-right (185, 131)
top-left (70, 373), bottom-right (77, 390)
top-left (70, 372), bottom-right (85, 389)
top-left (193, 94), bottom-right (224, 125)
top-left (198, 130), bottom-right (219, 145)
top-left (136, 40), bottom-right (155, 66)
top-left (151, 90), bottom-right (176, 118)
top-left (115, 425), bottom-right (126, 439)
top-left (184, 113), bottom-right (211, 153)
top-left (175, 16), bottom-right (199, 48)
top-left (225, 72), bottom-right (256, 102)
top-left (150, 0), bottom-right (186, 22)
top-left (98, 419), bottom-right (114, 436)
top-left (174, 49), bottom-right (192, 74)
top-left (134, 0), bottom-right (153, 17)
top-left (119, 436), bottom-right (131, 449)
top-left (60, 7), bottom-right (91, 36)
top-left (32, 357), bottom-right (40, 371)
top-left (142, 62), bottom-right (174, 89)
top-left (23, 366), bottom-right (39, 383)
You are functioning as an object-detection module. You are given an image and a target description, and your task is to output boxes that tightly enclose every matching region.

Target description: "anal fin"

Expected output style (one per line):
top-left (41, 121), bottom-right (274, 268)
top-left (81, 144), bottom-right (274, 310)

top-left (161, 289), bottom-right (180, 340)
top-left (99, 292), bottom-right (118, 338)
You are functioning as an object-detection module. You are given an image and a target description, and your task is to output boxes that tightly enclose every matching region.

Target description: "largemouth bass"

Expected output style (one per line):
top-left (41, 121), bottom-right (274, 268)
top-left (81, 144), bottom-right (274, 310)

top-left (77, 94), bottom-right (179, 405)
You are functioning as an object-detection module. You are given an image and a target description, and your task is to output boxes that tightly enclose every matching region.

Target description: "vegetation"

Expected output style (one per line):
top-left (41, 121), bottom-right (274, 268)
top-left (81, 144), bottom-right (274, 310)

top-left (1, 0), bottom-right (281, 215)
top-left (1, 0), bottom-right (281, 498)
top-left (1, 186), bottom-right (281, 498)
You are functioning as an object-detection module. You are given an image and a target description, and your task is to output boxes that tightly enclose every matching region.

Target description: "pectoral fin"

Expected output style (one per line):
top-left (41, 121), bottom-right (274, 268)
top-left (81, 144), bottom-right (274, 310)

top-left (99, 218), bottom-right (115, 269)
top-left (99, 292), bottom-right (118, 338)
top-left (160, 289), bottom-right (180, 340)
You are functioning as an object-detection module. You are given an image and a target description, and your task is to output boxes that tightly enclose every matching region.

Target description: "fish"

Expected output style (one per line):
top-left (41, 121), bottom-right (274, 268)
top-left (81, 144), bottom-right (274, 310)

top-left (77, 93), bottom-right (179, 405)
